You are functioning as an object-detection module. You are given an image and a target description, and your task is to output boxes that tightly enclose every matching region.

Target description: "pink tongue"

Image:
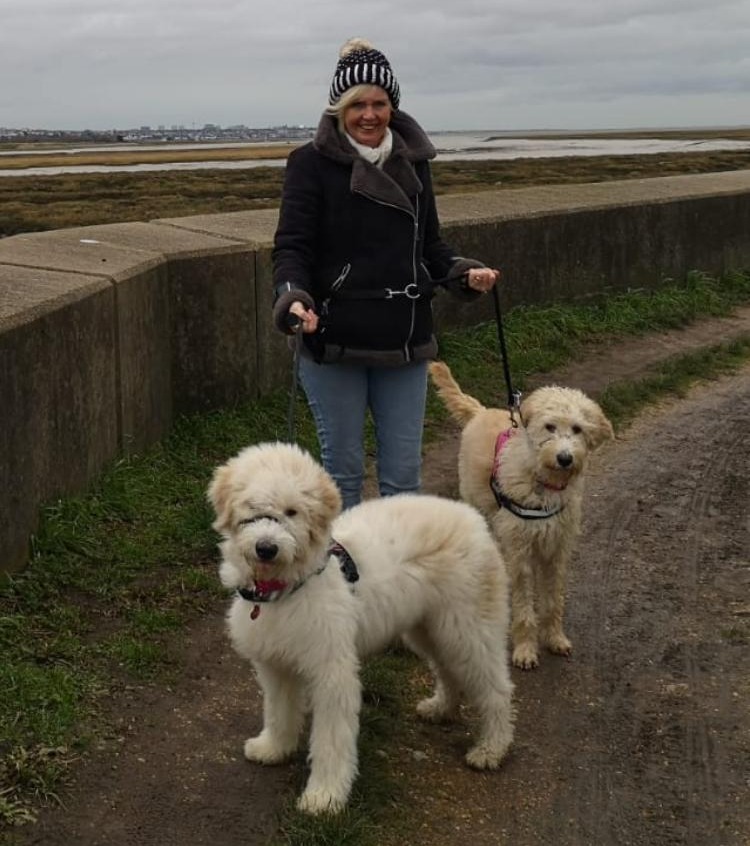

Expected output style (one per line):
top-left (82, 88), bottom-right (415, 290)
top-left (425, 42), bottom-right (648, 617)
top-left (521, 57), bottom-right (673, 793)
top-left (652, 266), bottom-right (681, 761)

top-left (255, 579), bottom-right (287, 596)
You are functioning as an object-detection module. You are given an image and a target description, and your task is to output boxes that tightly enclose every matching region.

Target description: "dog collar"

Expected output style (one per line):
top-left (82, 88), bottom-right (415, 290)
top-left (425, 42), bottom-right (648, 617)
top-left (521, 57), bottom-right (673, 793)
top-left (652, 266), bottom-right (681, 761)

top-left (237, 538), bottom-right (360, 619)
top-left (238, 563), bottom-right (328, 619)
top-left (490, 428), bottom-right (565, 521)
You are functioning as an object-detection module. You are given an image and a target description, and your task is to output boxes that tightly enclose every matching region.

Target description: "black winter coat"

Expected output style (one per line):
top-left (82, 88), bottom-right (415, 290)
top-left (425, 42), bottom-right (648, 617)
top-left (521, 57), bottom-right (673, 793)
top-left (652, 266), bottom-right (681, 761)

top-left (272, 110), bottom-right (482, 366)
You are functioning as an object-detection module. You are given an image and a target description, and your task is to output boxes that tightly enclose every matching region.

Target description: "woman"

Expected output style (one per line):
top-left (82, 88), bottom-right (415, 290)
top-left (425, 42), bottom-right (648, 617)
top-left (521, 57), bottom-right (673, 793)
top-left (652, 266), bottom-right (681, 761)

top-left (272, 37), bottom-right (500, 508)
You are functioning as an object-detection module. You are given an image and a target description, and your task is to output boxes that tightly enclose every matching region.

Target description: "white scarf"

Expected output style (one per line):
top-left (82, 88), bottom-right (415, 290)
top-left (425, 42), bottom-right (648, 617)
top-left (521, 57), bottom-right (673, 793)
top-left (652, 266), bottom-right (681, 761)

top-left (345, 128), bottom-right (393, 169)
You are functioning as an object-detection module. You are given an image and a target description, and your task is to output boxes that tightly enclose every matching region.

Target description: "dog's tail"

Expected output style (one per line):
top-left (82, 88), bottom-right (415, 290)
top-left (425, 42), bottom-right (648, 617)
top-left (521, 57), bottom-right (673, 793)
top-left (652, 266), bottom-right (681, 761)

top-left (428, 361), bottom-right (486, 426)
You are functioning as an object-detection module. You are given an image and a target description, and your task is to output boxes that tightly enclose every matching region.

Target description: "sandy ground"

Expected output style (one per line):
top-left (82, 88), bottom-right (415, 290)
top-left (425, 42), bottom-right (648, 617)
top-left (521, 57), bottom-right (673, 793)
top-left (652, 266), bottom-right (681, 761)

top-left (4, 309), bottom-right (750, 846)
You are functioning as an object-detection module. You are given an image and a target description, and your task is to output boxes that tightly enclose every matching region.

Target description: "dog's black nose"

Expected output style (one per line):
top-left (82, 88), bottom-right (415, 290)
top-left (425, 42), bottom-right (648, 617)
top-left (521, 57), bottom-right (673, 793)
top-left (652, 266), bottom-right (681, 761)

top-left (556, 451), bottom-right (573, 468)
top-left (256, 541), bottom-right (279, 561)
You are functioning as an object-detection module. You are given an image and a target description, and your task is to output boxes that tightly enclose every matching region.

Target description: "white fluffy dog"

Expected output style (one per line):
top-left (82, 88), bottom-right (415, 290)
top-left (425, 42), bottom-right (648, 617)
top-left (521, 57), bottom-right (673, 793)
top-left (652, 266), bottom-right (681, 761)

top-left (429, 361), bottom-right (614, 670)
top-left (208, 441), bottom-right (514, 815)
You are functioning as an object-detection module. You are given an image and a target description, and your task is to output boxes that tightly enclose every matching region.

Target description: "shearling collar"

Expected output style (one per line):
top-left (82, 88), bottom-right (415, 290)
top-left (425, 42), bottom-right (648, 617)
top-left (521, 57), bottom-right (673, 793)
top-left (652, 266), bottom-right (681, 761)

top-left (313, 110), bottom-right (436, 214)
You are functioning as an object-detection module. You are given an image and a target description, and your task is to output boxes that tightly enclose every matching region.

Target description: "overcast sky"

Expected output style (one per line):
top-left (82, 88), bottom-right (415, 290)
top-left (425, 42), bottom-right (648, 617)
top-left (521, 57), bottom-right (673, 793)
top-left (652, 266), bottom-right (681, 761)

top-left (2, 0), bottom-right (749, 133)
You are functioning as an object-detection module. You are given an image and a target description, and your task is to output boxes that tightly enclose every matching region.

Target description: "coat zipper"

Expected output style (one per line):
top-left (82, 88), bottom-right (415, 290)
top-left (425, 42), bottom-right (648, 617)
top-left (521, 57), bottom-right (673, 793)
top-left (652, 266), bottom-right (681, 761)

top-left (404, 196), bottom-right (420, 360)
top-left (352, 189), bottom-right (419, 361)
top-left (331, 262), bottom-right (352, 292)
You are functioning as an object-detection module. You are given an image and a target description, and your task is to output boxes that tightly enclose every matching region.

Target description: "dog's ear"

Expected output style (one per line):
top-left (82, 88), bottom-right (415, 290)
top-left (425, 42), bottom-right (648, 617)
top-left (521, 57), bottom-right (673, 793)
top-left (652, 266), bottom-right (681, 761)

top-left (519, 391), bottom-right (540, 427)
top-left (582, 401), bottom-right (615, 450)
top-left (320, 472), bottom-right (343, 523)
top-left (207, 463), bottom-right (235, 533)
top-left (305, 468), bottom-right (342, 542)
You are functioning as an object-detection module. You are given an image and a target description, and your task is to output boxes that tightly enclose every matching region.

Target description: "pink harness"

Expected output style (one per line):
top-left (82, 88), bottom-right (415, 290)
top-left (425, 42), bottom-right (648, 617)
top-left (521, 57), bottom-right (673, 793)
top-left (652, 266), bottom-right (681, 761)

top-left (489, 427), bottom-right (566, 520)
top-left (492, 428), bottom-right (514, 479)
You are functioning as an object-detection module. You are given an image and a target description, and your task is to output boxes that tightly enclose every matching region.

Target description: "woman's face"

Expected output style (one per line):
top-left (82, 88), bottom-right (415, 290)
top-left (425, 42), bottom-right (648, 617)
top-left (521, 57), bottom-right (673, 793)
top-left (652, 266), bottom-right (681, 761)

top-left (343, 86), bottom-right (393, 147)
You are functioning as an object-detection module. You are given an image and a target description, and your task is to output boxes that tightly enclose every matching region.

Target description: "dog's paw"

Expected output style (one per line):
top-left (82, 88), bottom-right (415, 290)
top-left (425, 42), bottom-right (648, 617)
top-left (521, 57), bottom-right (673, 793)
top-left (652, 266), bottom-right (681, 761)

top-left (546, 632), bottom-right (573, 657)
top-left (512, 642), bottom-right (539, 670)
top-left (296, 788), bottom-right (346, 815)
top-left (465, 741), bottom-right (511, 770)
top-left (416, 695), bottom-right (456, 723)
top-left (243, 734), bottom-right (291, 765)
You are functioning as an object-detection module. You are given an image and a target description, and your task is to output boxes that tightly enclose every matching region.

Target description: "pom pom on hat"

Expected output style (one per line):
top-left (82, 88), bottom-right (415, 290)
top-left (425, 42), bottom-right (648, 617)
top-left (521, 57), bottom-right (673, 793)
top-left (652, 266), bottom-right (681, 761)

top-left (328, 37), bottom-right (401, 110)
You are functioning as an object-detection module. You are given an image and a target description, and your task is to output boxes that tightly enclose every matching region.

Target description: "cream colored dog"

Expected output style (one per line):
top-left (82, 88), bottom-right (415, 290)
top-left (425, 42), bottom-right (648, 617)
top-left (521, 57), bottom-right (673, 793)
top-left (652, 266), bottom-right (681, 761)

top-left (208, 441), bottom-right (514, 815)
top-left (429, 361), bottom-right (614, 670)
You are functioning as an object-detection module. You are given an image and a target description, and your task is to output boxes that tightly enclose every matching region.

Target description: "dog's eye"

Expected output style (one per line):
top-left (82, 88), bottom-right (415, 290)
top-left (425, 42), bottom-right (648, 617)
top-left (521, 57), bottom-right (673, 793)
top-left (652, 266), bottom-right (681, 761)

top-left (572, 424), bottom-right (582, 435)
top-left (545, 423), bottom-right (556, 433)
top-left (284, 508), bottom-right (298, 518)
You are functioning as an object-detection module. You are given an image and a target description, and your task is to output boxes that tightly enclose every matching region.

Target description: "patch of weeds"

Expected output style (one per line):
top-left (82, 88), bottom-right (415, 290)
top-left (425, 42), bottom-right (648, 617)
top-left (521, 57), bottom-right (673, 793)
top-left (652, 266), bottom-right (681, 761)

top-left (276, 805), bottom-right (380, 846)
top-left (0, 663), bottom-right (88, 749)
top-left (126, 608), bottom-right (182, 635)
top-left (98, 636), bottom-right (173, 680)
top-left (0, 746), bottom-right (78, 828)
top-left (167, 564), bottom-right (226, 607)
top-left (599, 337), bottom-right (750, 428)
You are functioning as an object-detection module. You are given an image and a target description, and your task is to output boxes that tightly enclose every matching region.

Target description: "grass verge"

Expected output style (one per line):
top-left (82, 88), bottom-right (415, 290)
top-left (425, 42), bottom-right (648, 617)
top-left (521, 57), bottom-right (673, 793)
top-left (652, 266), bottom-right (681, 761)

top-left (1, 269), bottom-right (750, 840)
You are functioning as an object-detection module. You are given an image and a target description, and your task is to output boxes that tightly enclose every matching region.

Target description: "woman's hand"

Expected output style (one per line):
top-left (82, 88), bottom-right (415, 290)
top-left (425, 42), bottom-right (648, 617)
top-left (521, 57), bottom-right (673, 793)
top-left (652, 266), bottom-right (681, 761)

top-left (289, 300), bottom-right (319, 333)
top-left (466, 268), bottom-right (501, 293)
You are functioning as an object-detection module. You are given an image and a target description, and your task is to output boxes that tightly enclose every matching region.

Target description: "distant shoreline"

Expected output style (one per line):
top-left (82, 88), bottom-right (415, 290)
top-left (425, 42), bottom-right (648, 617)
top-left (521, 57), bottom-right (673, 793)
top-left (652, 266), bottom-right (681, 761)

top-left (2, 126), bottom-right (750, 178)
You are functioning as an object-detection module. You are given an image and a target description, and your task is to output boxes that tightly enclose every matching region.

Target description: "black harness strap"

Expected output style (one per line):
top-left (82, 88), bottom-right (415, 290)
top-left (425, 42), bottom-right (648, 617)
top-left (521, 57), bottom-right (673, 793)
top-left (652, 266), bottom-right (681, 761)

top-left (328, 540), bottom-right (360, 584)
top-left (490, 475), bottom-right (565, 521)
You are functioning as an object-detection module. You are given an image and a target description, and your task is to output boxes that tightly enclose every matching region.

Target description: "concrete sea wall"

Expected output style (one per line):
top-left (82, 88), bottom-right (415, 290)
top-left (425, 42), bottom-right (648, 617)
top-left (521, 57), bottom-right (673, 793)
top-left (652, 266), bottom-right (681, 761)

top-left (2, 170), bottom-right (750, 573)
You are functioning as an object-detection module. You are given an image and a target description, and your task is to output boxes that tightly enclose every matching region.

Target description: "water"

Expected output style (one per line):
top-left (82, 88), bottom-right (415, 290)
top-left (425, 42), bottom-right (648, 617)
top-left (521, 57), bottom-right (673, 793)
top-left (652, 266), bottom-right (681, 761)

top-left (430, 132), bottom-right (750, 161)
top-left (2, 131), bottom-right (749, 177)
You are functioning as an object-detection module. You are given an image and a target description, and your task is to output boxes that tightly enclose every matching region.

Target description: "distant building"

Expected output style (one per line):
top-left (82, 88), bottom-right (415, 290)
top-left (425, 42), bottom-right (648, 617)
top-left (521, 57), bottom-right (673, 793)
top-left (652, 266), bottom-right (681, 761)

top-left (0, 122), bottom-right (315, 144)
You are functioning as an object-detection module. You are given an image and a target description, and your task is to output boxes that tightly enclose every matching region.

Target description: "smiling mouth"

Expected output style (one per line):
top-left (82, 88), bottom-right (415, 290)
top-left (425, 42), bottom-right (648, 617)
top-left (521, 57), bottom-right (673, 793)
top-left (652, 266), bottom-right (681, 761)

top-left (543, 464), bottom-right (575, 478)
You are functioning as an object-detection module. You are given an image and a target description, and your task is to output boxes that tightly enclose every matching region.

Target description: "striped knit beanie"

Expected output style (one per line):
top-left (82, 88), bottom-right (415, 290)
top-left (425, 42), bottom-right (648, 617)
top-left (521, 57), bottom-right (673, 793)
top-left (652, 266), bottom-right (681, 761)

top-left (328, 38), bottom-right (401, 110)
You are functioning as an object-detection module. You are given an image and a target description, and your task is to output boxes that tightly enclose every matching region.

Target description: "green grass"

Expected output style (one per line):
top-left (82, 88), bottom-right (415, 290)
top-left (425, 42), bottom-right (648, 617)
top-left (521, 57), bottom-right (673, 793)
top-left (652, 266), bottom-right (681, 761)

top-left (1, 268), bottom-right (750, 836)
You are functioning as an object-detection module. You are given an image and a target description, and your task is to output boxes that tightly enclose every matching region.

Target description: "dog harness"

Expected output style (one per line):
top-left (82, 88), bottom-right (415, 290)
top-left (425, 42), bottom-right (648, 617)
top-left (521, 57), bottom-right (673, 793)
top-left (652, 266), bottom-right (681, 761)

top-left (237, 538), bottom-right (360, 619)
top-left (490, 428), bottom-right (565, 521)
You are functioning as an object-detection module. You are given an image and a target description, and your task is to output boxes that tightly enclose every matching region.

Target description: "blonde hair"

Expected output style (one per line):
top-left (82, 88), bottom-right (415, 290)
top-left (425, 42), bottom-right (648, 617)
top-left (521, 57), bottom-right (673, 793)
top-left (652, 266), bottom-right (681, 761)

top-left (326, 84), bottom-right (388, 117)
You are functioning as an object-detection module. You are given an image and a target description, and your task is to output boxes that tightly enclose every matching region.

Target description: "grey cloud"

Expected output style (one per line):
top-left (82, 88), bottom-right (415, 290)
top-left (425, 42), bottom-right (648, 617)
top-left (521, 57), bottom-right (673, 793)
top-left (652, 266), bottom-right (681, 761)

top-left (1, 0), bottom-right (748, 131)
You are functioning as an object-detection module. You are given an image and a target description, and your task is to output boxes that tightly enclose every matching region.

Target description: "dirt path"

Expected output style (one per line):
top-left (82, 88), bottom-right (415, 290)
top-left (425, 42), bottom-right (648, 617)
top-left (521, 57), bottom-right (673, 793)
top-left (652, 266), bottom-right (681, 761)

top-left (6, 311), bottom-right (750, 846)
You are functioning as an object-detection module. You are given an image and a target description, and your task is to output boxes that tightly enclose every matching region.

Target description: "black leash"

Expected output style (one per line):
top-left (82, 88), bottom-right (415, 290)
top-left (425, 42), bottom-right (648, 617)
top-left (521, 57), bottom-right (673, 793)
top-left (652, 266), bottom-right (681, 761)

top-left (286, 315), bottom-right (302, 443)
top-left (490, 284), bottom-right (522, 427)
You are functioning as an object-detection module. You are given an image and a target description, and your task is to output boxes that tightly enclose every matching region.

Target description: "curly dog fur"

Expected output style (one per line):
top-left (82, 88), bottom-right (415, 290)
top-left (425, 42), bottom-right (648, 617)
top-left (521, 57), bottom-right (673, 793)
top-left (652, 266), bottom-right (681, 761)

top-left (429, 361), bottom-right (614, 669)
top-left (208, 441), bottom-right (514, 814)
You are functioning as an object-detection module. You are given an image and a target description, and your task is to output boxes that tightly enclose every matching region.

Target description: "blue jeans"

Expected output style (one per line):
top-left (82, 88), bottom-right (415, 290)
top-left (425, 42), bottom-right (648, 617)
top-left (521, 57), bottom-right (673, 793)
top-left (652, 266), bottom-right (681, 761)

top-left (298, 357), bottom-right (428, 509)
